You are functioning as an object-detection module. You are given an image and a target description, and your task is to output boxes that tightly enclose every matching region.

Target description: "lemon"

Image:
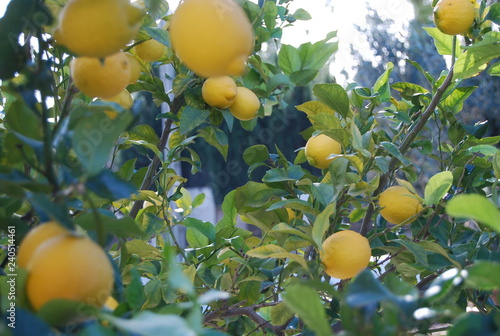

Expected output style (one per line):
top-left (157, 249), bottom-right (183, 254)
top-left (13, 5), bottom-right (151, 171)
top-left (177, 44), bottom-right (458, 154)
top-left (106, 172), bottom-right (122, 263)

top-left (228, 87), bottom-right (260, 121)
top-left (378, 186), bottom-right (424, 225)
top-left (102, 89), bottom-right (134, 119)
top-left (134, 39), bottom-right (165, 62)
top-left (321, 230), bottom-right (371, 279)
top-left (169, 0), bottom-right (254, 77)
top-left (70, 51), bottom-right (131, 98)
top-left (17, 221), bottom-right (68, 268)
top-left (126, 53), bottom-right (142, 84)
top-left (54, 0), bottom-right (143, 58)
top-left (434, 0), bottom-right (475, 35)
top-left (202, 76), bottom-right (238, 109)
top-left (305, 134), bottom-right (342, 169)
top-left (26, 234), bottom-right (114, 311)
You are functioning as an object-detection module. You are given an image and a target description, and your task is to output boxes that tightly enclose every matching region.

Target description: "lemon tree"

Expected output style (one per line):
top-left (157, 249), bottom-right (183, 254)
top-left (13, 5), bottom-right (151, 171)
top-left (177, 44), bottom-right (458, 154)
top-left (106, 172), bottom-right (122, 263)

top-left (0, 0), bottom-right (499, 335)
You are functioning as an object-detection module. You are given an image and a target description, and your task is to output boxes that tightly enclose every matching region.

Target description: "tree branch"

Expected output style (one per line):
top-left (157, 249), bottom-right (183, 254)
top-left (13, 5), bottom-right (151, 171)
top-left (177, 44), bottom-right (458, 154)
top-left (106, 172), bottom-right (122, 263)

top-left (360, 68), bottom-right (455, 236)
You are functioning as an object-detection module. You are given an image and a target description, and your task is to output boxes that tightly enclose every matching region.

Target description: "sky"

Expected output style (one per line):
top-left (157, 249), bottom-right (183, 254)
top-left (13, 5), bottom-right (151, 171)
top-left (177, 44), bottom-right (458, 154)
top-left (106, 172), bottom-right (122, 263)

top-left (0, 0), bottom-right (415, 84)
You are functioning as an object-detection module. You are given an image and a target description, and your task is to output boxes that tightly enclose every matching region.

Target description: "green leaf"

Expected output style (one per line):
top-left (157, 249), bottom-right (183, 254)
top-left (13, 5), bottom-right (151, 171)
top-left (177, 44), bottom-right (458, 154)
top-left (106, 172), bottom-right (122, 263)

top-left (172, 74), bottom-right (195, 96)
top-left (266, 73), bottom-right (294, 94)
top-left (198, 127), bottom-right (228, 159)
top-left (380, 142), bottom-right (412, 166)
top-left (296, 101), bottom-right (335, 118)
top-left (103, 311), bottom-right (196, 336)
top-left (243, 144), bottom-right (269, 165)
top-left (246, 244), bottom-right (308, 269)
top-left (180, 106), bottom-right (210, 135)
top-left (263, 1), bottom-right (278, 31)
top-left (125, 240), bottom-right (163, 260)
top-left (292, 8), bottom-right (312, 20)
top-left (446, 194), bottom-right (500, 232)
top-left (466, 261), bottom-right (500, 290)
top-left (485, 3), bottom-right (500, 25)
top-left (283, 284), bottom-right (333, 336)
top-left (278, 44), bottom-right (301, 75)
top-left (453, 36), bottom-right (500, 80)
top-left (184, 217), bottom-right (216, 242)
top-left (125, 268), bottom-right (145, 311)
top-left (86, 170), bottom-right (137, 200)
top-left (447, 312), bottom-right (500, 336)
top-left (270, 302), bottom-right (295, 326)
top-left (439, 86), bottom-right (477, 114)
top-left (423, 27), bottom-right (461, 56)
top-left (312, 84), bottom-right (349, 118)
top-left (163, 244), bottom-right (194, 294)
top-left (373, 62), bottom-right (394, 94)
top-left (270, 223), bottom-right (316, 246)
top-left (129, 124), bottom-right (160, 145)
top-left (262, 166), bottom-right (305, 183)
top-left (424, 171), bottom-right (453, 206)
top-left (393, 239), bottom-right (428, 267)
top-left (345, 269), bottom-right (395, 307)
top-left (71, 107), bottom-right (133, 176)
top-left (38, 299), bottom-right (98, 327)
top-left (309, 113), bottom-right (342, 131)
top-left (289, 69), bottom-right (319, 86)
top-left (312, 202), bottom-right (337, 250)
top-left (215, 190), bottom-right (237, 231)
top-left (142, 27), bottom-right (170, 47)
top-left (299, 38), bottom-right (338, 71)
top-left (76, 211), bottom-right (146, 239)
top-left (418, 240), bottom-right (461, 269)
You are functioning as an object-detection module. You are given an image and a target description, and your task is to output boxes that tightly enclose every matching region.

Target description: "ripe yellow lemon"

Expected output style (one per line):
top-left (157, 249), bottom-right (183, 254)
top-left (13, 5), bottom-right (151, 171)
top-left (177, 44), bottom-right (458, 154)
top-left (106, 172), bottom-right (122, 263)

top-left (102, 89), bottom-right (134, 119)
top-left (305, 134), bottom-right (342, 169)
top-left (378, 186), bottom-right (424, 225)
top-left (169, 0), bottom-right (254, 77)
top-left (126, 53), bottom-right (142, 84)
top-left (321, 230), bottom-right (371, 279)
top-left (17, 221), bottom-right (68, 268)
top-left (54, 0), bottom-right (143, 58)
top-left (26, 234), bottom-right (114, 311)
top-left (202, 76), bottom-right (238, 109)
top-left (70, 51), bottom-right (131, 98)
top-left (228, 87), bottom-right (260, 121)
top-left (433, 0), bottom-right (475, 35)
top-left (134, 39), bottom-right (165, 62)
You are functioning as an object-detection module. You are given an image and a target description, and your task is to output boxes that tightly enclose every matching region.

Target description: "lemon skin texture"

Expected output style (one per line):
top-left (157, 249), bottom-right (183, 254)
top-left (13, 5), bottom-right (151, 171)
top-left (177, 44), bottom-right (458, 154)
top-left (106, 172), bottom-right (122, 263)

top-left (202, 76), bottom-right (238, 109)
top-left (26, 234), bottom-right (114, 311)
top-left (228, 87), bottom-right (260, 121)
top-left (305, 134), bottom-right (342, 169)
top-left (434, 0), bottom-right (475, 35)
top-left (55, 0), bottom-right (143, 58)
top-left (135, 39), bottom-right (165, 62)
top-left (169, 0), bottom-right (254, 77)
top-left (16, 221), bottom-right (68, 268)
top-left (321, 230), bottom-right (371, 279)
top-left (378, 186), bottom-right (424, 225)
top-left (70, 51), bottom-right (131, 99)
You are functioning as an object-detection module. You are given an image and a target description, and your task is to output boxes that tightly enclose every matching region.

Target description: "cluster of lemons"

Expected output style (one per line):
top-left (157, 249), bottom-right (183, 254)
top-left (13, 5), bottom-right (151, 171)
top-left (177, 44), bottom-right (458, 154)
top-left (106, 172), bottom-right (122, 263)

top-left (55, 0), bottom-right (167, 113)
top-left (17, 221), bottom-right (114, 311)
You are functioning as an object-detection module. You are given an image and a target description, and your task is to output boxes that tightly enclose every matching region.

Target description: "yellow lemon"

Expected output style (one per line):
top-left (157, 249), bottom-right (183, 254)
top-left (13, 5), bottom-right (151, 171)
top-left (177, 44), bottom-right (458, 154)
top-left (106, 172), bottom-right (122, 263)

top-left (169, 0), bottom-right (254, 77)
top-left (228, 87), bottom-right (260, 121)
top-left (70, 51), bottom-right (131, 98)
top-left (434, 0), bottom-right (475, 35)
top-left (305, 134), bottom-right (342, 169)
top-left (17, 221), bottom-right (69, 268)
top-left (126, 53), bottom-right (142, 84)
top-left (321, 230), bottom-right (371, 280)
top-left (54, 0), bottom-right (143, 58)
top-left (26, 234), bottom-right (114, 311)
top-left (202, 76), bottom-right (238, 109)
top-left (378, 186), bottom-right (424, 225)
top-left (134, 39), bottom-right (165, 62)
top-left (102, 89), bottom-right (134, 119)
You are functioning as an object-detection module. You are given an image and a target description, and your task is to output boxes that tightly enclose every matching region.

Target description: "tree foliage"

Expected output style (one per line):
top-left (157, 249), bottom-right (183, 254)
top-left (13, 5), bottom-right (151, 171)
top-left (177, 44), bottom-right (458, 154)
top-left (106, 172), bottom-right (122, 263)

top-left (0, 0), bottom-right (499, 335)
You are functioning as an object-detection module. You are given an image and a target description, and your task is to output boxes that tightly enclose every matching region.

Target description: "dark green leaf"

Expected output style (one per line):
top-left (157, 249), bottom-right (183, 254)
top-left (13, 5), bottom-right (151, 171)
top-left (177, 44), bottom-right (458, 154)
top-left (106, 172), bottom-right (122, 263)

top-left (345, 269), bottom-right (395, 307)
top-left (180, 106), bottom-right (210, 135)
top-left (466, 261), bottom-right (500, 290)
top-left (312, 84), bottom-right (349, 118)
top-left (278, 44), bottom-right (301, 75)
top-left (243, 144), bottom-right (269, 165)
top-left (86, 170), bottom-right (137, 201)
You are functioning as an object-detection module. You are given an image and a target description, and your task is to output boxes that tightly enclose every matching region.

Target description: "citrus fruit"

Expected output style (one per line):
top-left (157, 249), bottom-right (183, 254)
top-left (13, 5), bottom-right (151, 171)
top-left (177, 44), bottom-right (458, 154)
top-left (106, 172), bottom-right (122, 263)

top-left (126, 53), bottom-right (142, 84)
top-left (70, 51), bottom-right (131, 98)
top-left (26, 234), bottom-right (114, 311)
top-left (321, 230), bottom-right (371, 279)
top-left (228, 87), bottom-right (260, 120)
top-left (134, 39), bottom-right (165, 62)
top-left (305, 134), bottom-right (342, 169)
top-left (17, 221), bottom-right (68, 268)
top-left (202, 76), bottom-right (238, 109)
top-left (54, 0), bottom-right (143, 58)
top-left (378, 186), bottom-right (424, 225)
top-left (433, 0), bottom-right (475, 35)
top-left (102, 89), bottom-right (134, 119)
top-left (169, 0), bottom-right (254, 77)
